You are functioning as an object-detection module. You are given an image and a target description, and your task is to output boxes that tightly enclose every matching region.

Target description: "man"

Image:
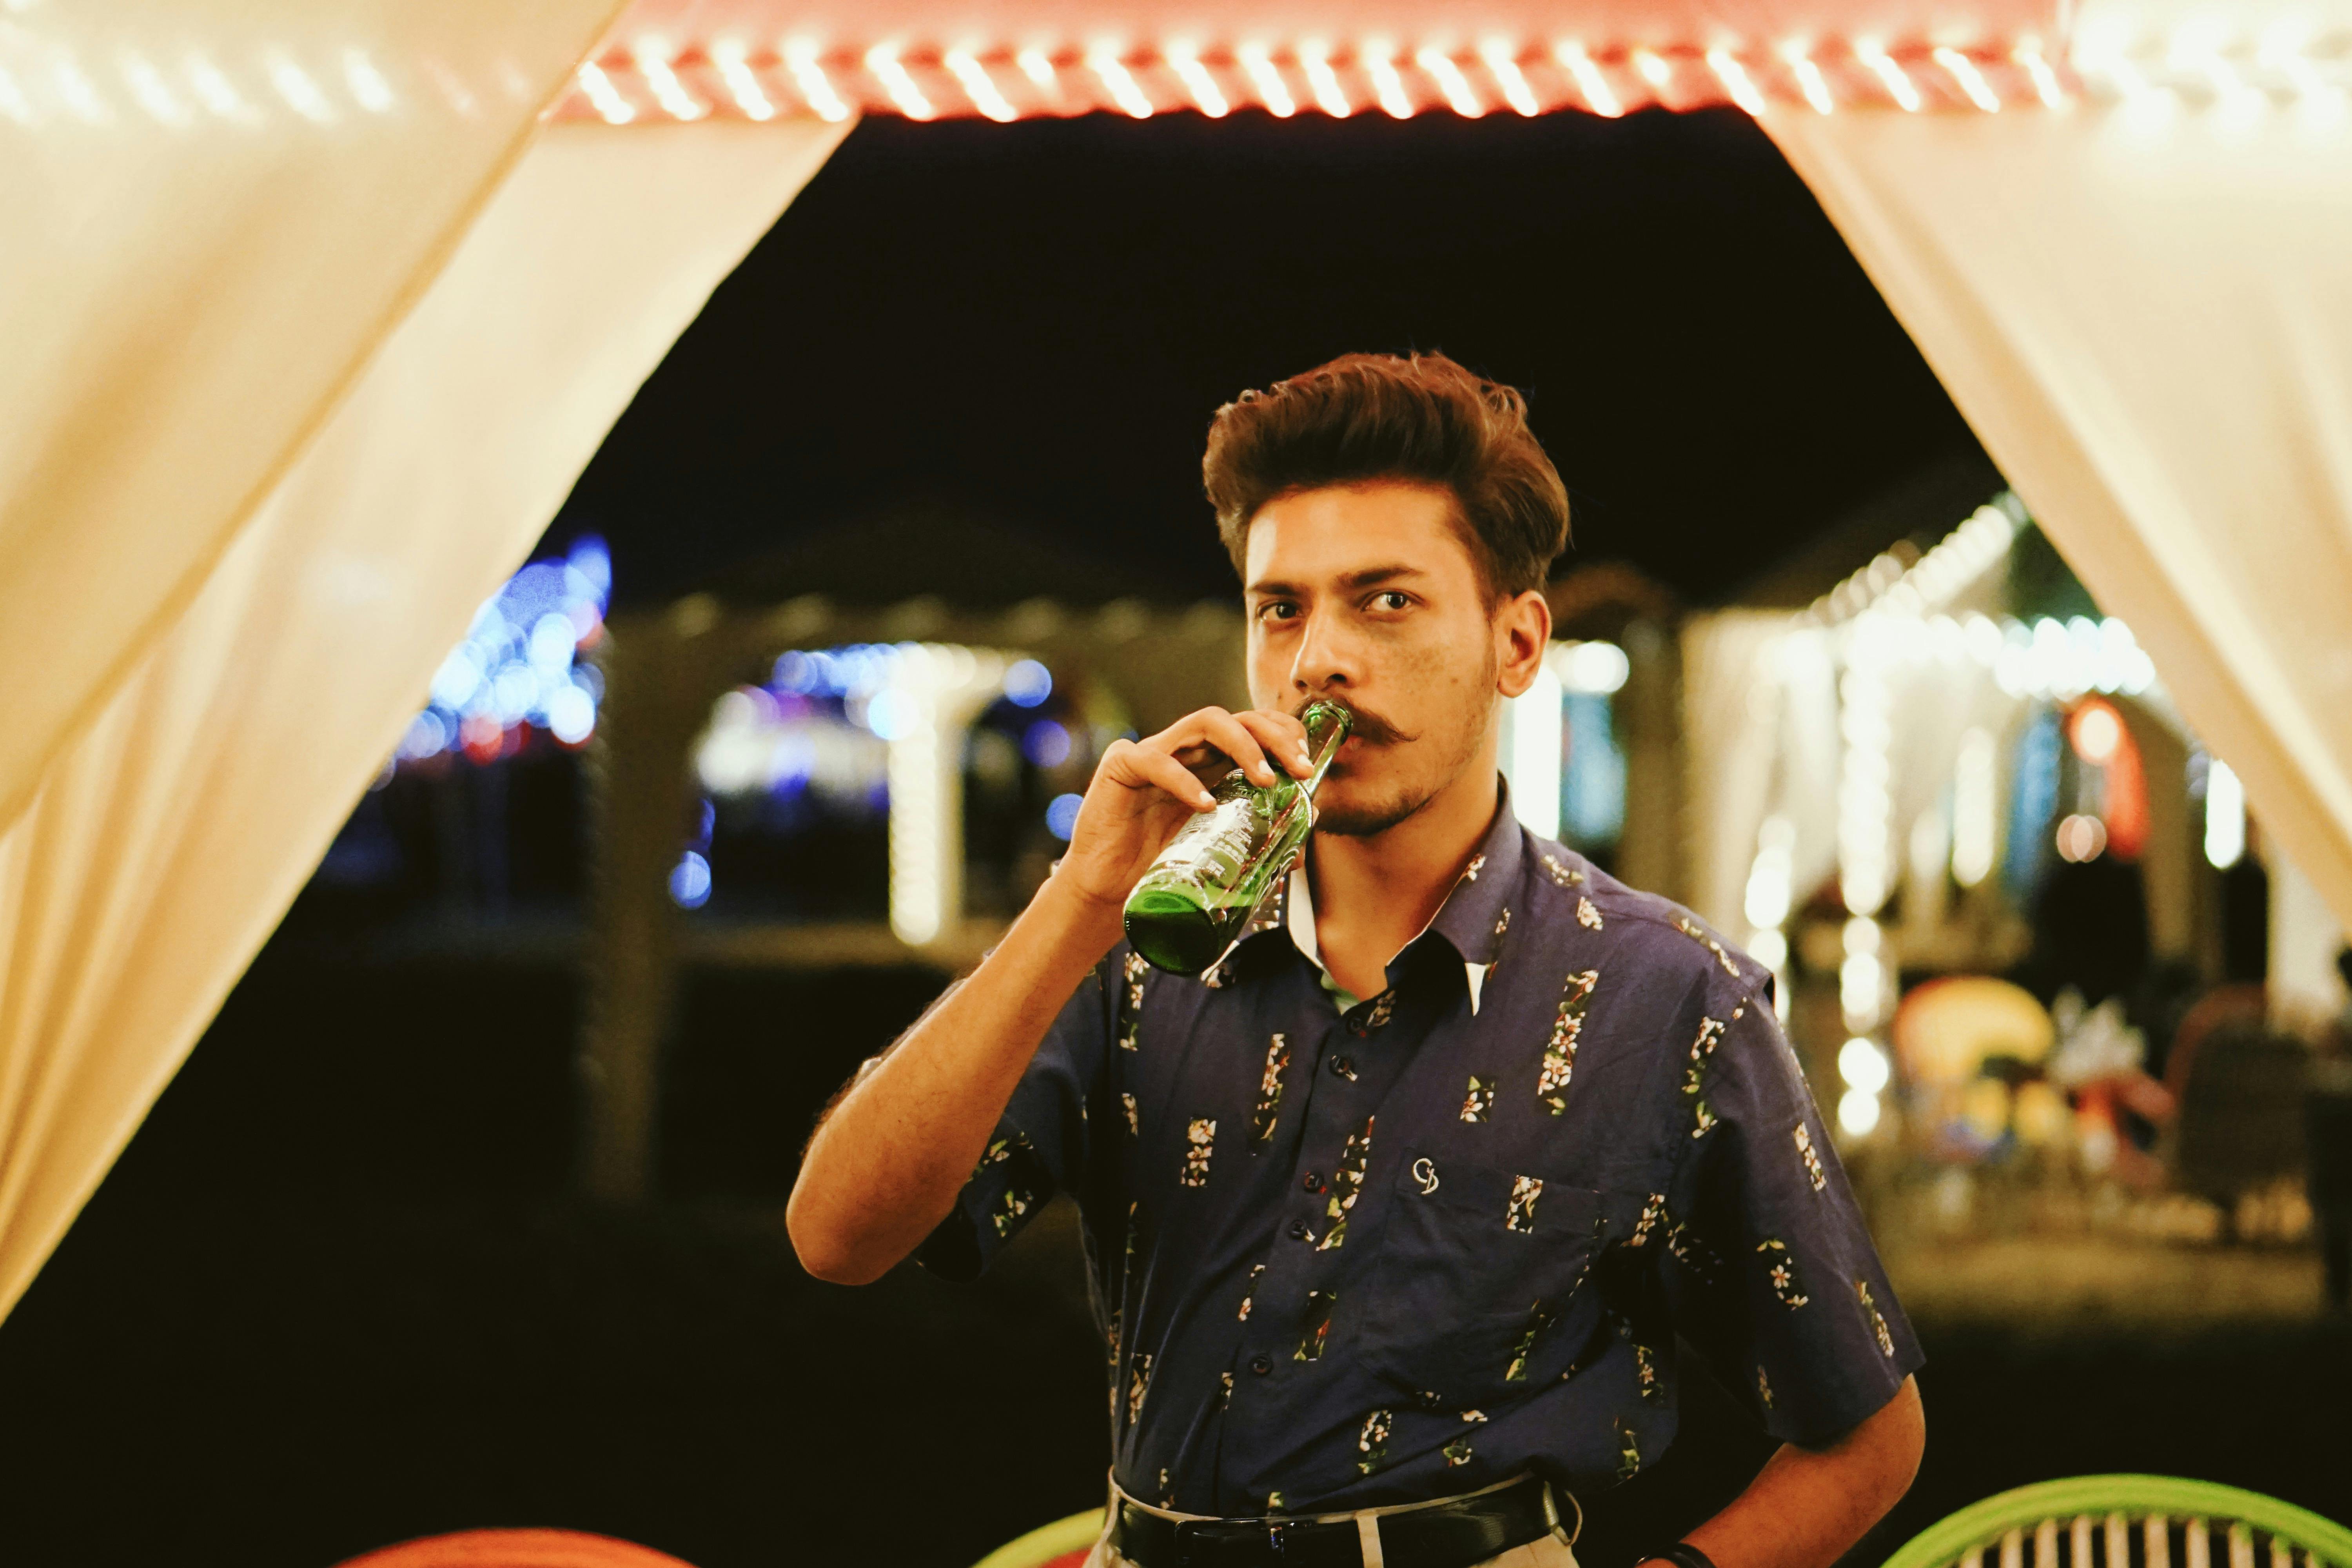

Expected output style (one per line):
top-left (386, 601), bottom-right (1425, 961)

top-left (790, 353), bottom-right (1924, 1568)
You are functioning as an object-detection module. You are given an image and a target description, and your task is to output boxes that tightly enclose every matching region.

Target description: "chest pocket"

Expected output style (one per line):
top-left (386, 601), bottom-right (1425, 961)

top-left (1357, 1150), bottom-right (1606, 1409)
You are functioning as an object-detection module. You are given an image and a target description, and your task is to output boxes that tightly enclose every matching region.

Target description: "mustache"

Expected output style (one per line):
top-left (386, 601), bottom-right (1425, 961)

top-left (1299, 698), bottom-right (1412, 748)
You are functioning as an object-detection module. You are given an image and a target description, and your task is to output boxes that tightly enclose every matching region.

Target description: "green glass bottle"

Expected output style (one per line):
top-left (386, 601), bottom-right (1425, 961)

top-left (1122, 700), bottom-right (1352, 976)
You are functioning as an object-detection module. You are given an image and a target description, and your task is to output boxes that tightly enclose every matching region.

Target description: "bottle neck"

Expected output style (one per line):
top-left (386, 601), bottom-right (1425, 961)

top-left (1299, 705), bottom-right (1352, 794)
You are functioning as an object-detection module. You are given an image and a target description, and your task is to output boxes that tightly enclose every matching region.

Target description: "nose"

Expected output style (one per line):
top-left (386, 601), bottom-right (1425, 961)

top-left (1289, 603), bottom-right (1357, 696)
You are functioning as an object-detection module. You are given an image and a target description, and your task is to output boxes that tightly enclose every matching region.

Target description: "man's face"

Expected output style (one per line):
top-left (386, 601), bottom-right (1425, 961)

top-left (1243, 481), bottom-right (1521, 837)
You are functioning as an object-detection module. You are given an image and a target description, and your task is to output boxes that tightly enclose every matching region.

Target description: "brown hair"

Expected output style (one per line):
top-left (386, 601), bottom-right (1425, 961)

top-left (1202, 352), bottom-right (1571, 600)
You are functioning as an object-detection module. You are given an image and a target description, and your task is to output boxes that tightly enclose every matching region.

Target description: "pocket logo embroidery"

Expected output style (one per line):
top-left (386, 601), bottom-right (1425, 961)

top-left (1412, 1156), bottom-right (1440, 1194)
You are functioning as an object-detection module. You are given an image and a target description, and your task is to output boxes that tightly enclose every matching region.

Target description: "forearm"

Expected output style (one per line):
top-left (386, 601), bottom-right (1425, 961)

top-left (1666, 1377), bottom-right (1924, 1568)
top-left (786, 873), bottom-right (1125, 1284)
top-left (788, 702), bottom-right (1314, 1284)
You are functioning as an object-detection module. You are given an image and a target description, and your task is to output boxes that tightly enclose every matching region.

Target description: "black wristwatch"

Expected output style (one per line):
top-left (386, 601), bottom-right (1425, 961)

top-left (1651, 1544), bottom-right (1719, 1568)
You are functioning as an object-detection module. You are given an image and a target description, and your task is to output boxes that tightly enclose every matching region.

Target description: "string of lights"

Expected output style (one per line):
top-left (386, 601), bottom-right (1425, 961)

top-left (1766, 501), bottom-right (2031, 1142)
top-left (540, 34), bottom-right (2352, 126)
top-left (1780, 495), bottom-right (2188, 1144)
top-left (2, 33), bottom-right (2335, 132)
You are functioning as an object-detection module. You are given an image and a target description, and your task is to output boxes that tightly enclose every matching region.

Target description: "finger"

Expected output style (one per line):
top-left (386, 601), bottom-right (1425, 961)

top-left (1236, 709), bottom-right (1315, 776)
top-left (1106, 739), bottom-right (1219, 811)
top-left (1187, 707), bottom-right (1280, 787)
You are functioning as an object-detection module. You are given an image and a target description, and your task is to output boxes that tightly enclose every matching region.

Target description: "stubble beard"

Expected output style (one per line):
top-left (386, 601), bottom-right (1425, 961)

top-left (1312, 783), bottom-right (1433, 840)
top-left (1310, 652), bottom-right (1496, 840)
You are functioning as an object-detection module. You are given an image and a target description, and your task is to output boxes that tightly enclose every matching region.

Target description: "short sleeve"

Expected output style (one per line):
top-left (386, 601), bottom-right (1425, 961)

top-left (1658, 992), bottom-right (1922, 1446)
top-left (913, 954), bottom-right (1116, 1281)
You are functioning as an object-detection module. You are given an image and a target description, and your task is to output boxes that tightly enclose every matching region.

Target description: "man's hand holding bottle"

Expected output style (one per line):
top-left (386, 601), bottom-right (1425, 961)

top-left (1051, 705), bottom-right (1316, 916)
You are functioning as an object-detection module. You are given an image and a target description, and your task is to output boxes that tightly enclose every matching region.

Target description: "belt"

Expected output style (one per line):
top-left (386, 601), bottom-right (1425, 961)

top-left (1108, 1473), bottom-right (1574, 1568)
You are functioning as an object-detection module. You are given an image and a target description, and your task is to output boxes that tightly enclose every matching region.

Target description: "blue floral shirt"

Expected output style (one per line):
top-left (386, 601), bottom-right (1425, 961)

top-left (918, 790), bottom-right (1920, 1516)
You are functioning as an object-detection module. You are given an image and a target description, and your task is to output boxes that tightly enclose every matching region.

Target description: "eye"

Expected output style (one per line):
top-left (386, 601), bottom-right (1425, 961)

top-left (1256, 601), bottom-right (1300, 623)
top-left (1370, 590), bottom-right (1412, 612)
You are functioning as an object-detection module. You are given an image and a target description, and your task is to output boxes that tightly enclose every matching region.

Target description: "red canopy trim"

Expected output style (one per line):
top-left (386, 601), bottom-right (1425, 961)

top-left (546, 39), bottom-right (2079, 123)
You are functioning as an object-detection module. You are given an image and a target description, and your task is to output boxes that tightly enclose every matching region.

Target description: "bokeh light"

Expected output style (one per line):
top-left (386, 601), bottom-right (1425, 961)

top-left (864, 687), bottom-right (913, 742)
top-left (1557, 639), bottom-right (1630, 695)
top-left (546, 684), bottom-right (595, 744)
top-left (2203, 757), bottom-right (2246, 869)
top-left (668, 849), bottom-right (712, 909)
top-left (1002, 659), bottom-right (1053, 708)
top-left (2069, 701), bottom-right (2123, 765)
top-left (393, 535), bottom-right (610, 772)
top-left (2054, 812), bottom-right (2109, 862)
top-left (1839, 1036), bottom-right (1892, 1094)
top-left (1023, 719), bottom-right (1073, 768)
top-left (1838, 1086), bottom-right (1883, 1137)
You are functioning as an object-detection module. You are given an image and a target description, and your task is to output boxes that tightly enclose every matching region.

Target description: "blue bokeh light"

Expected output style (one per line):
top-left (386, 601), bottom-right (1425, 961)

top-left (772, 650), bottom-right (818, 693)
top-left (566, 534), bottom-right (612, 602)
top-left (1045, 792), bottom-right (1084, 841)
top-left (668, 849), bottom-right (712, 909)
top-left (397, 710), bottom-right (449, 760)
top-left (395, 535), bottom-right (609, 769)
top-left (1023, 719), bottom-right (1073, 768)
top-left (1003, 659), bottom-right (1053, 708)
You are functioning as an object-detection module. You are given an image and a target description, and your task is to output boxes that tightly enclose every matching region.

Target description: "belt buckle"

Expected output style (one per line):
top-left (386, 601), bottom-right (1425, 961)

top-left (1171, 1515), bottom-right (1305, 1566)
top-left (1543, 1478), bottom-right (1584, 1548)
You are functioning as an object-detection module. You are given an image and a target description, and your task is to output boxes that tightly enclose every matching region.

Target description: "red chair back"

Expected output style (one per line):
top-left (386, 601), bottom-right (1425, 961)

top-left (334, 1528), bottom-right (700, 1568)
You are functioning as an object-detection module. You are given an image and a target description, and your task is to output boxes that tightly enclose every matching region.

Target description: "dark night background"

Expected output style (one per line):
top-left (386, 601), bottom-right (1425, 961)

top-left (0, 107), bottom-right (2340, 1568)
top-left (563, 108), bottom-right (1983, 612)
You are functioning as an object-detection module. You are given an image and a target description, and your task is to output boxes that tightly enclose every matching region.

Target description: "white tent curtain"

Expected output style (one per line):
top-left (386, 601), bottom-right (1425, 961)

top-left (0, 1), bottom-right (631, 838)
top-left (1766, 48), bottom-right (2352, 938)
top-left (0, 114), bottom-right (850, 1323)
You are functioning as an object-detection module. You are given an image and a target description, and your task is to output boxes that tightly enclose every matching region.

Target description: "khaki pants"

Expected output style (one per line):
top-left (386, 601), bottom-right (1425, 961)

top-left (1085, 1476), bottom-right (1581, 1568)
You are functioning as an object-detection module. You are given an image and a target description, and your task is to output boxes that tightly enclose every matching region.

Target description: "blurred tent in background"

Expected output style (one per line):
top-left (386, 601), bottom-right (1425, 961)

top-left (1670, 487), bottom-right (2327, 1252)
top-left (572, 506), bottom-right (1250, 1200)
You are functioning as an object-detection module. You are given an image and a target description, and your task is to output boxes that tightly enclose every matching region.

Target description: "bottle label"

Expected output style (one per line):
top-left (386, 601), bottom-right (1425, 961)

top-left (1142, 780), bottom-right (1265, 912)
top-left (1122, 701), bottom-right (1349, 975)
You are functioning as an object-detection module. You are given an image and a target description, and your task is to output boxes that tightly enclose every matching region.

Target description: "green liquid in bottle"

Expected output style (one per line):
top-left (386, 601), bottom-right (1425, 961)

top-left (1122, 701), bottom-right (1352, 976)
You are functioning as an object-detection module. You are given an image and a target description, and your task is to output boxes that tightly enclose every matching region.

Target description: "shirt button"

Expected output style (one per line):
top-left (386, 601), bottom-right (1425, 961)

top-left (1302, 1172), bottom-right (1323, 1192)
top-left (1288, 1220), bottom-right (1311, 1241)
top-left (1250, 1355), bottom-right (1273, 1376)
top-left (1330, 1055), bottom-right (1355, 1079)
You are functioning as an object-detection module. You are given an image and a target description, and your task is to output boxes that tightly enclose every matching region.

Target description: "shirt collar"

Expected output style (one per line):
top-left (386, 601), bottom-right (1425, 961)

top-left (1260, 777), bottom-right (1525, 1015)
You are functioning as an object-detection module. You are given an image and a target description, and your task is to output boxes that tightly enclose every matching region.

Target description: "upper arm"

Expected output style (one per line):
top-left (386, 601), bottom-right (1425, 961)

top-left (913, 951), bottom-right (1121, 1280)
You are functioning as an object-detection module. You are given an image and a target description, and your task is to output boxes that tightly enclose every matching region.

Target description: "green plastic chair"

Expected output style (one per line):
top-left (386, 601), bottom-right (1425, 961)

top-left (969, 1508), bottom-right (1104, 1568)
top-left (1880, 1477), bottom-right (2352, 1568)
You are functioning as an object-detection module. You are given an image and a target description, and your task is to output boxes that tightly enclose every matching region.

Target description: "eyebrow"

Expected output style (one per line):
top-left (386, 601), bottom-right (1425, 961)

top-left (1246, 563), bottom-right (1429, 597)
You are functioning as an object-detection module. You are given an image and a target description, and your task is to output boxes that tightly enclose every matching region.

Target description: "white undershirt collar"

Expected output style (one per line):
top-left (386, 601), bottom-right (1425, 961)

top-left (1283, 860), bottom-right (1494, 1016)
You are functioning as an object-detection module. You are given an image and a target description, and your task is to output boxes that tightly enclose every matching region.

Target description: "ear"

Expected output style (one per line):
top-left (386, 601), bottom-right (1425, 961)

top-left (1492, 589), bottom-right (1552, 699)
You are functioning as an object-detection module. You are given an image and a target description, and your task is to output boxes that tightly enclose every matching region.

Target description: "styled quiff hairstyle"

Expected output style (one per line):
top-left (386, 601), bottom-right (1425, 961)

top-left (1202, 352), bottom-right (1571, 600)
